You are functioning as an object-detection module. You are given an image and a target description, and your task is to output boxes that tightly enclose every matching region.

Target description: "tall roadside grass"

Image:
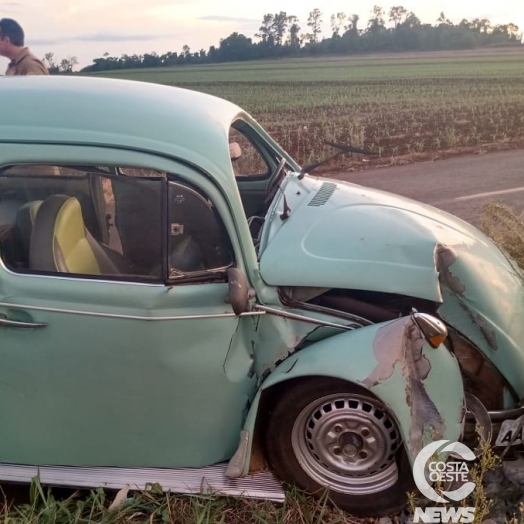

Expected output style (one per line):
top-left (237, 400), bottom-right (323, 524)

top-left (480, 203), bottom-right (524, 269)
top-left (1, 480), bottom-right (358, 524)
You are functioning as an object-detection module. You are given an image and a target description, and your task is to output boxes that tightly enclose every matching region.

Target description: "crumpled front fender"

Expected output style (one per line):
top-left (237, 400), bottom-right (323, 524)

top-left (241, 315), bottom-right (465, 476)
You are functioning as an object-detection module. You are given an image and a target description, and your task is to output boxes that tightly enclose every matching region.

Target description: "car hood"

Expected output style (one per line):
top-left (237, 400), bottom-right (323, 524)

top-left (259, 174), bottom-right (478, 302)
top-left (258, 174), bottom-right (524, 394)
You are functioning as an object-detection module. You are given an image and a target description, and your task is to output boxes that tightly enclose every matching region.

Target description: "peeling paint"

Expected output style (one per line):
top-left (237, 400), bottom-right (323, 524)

top-left (475, 314), bottom-right (498, 351)
top-left (456, 301), bottom-right (498, 351)
top-left (435, 243), bottom-right (466, 295)
top-left (254, 309), bottom-right (335, 380)
top-left (284, 359), bottom-right (298, 374)
top-left (259, 335), bottom-right (303, 378)
top-left (436, 242), bottom-right (499, 352)
top-left (363, 319), bottom-right (446, 457)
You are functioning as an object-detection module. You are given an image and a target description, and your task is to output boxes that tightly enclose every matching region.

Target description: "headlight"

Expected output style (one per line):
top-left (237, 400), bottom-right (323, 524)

top-left (413, 312), bottom-right (448, 348)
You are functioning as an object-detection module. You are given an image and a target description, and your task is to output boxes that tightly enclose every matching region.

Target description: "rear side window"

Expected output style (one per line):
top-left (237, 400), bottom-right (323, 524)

top-left (0, 164), bottom-right (163, 281)
top-left (0, 164), bottom-right (235, 284)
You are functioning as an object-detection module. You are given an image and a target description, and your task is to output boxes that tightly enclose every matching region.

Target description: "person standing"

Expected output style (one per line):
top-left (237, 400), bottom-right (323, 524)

top-left (0, 18), bottom-right (48, 75)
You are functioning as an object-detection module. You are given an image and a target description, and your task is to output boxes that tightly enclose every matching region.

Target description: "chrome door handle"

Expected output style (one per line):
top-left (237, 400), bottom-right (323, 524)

top-left (0, 315), bottom-right (46, 328)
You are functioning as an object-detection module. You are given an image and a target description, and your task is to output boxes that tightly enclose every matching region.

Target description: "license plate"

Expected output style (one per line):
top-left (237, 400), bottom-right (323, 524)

top-left (495, 414), bottom-right (524, 446)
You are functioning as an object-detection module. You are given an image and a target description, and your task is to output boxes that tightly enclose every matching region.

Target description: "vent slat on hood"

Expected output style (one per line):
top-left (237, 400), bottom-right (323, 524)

top-left (308, 182), bottom-right (337, 206)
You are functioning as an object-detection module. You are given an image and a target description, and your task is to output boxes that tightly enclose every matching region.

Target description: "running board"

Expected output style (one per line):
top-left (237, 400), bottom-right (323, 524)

top-left (0, 463), bottom-right (285, 502)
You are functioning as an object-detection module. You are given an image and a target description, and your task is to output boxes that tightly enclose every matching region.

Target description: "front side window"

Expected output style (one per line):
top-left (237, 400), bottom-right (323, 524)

top-left (0, 164), bottom-right (234, 283)
top-left (229, 122), bottom-right (270, 178)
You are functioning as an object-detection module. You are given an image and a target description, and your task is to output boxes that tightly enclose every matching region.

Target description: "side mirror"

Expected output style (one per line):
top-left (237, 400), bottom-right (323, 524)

top-left (229, 142), bottom-right (242, 162)
top-left (227, 268), bottom-right (250, 315)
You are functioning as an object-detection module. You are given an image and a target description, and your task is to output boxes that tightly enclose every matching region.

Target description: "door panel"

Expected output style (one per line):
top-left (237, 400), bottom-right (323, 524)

top-left (0, 274), bottom-right (258, 467)
top-left (0, 150), bottom-right (260, 469)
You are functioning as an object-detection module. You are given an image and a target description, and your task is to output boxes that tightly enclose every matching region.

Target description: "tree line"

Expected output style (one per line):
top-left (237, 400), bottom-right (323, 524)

top-left (63, 7), bottom-right (522, 73)
top-left (43, 53), bottom-right (78, 74)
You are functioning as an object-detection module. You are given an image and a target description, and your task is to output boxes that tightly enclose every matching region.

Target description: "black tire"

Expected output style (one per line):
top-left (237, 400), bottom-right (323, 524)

top-left (265, 378), bottom-right (415, 517)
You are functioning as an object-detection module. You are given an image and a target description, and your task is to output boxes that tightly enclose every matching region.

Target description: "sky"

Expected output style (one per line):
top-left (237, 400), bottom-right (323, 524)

top-left (2, 0), bottom-right (523, 69)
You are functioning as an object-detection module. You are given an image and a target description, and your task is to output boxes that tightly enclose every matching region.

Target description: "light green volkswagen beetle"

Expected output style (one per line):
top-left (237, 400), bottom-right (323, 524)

top-left (0, 76), bottom-right (521, 516)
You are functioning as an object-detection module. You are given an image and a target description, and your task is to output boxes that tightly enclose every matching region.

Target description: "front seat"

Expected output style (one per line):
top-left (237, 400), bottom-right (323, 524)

top-left (29, 194), bottom-right (122, 275)
top-left (15, 200), bottom-right (43, 265)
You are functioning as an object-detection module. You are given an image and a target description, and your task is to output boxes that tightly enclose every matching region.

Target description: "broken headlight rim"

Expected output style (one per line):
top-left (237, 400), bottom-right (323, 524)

top-left (412, 312), bottom-right (448, 348)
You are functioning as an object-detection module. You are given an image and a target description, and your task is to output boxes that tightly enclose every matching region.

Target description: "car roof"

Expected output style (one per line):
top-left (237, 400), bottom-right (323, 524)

top-left (0, 75), bottom-right (246, 185)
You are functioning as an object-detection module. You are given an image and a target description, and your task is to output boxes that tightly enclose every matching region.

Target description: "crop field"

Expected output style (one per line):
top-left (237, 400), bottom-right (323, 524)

top-left (91, 48), bottom-right (524, 172)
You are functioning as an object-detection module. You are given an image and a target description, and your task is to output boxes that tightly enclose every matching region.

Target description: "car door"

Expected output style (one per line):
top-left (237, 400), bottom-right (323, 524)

top-left (0, 148), bottom-right (260, 469)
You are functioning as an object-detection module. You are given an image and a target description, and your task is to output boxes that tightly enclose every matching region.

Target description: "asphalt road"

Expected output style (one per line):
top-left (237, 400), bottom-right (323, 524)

top-left (328, 149), bottom-right (524, 226)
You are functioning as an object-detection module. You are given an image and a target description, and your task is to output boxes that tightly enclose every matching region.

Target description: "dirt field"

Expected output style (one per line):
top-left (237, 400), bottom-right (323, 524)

top-left (92, 48), bottom-right (524, 172)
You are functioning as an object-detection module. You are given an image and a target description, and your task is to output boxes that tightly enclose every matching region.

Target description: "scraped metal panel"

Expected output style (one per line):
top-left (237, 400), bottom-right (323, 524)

top-left (308, 182), bottom-right (337, 206)
top-left (0, 463), bottom-right (285, 501)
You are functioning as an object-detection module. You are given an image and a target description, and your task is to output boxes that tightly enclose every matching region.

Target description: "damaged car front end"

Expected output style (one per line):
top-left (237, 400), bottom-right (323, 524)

top-left (255, 171), bottom-right (524, 451)
top-left (233, 309), bottom-right (465, 516)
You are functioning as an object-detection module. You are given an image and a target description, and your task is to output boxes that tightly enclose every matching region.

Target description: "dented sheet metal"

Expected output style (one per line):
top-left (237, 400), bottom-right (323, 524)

top-left (363, 318), bottom-right (446, 458)
top-left (259, 173), bottom-right (524, 404)
top-left (259, 176), bottom-right (444, 301)
top-left (252, 316), bottom-right (464, 466)
top-left (435, 238), bottom-right (524, 396)
top-left (259, 175), bottom-right (495, 303)
top-left (252, 307), bottom-right (351, 380)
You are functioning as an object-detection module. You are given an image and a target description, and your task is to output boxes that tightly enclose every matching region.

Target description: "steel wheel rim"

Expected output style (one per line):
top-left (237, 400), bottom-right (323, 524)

top-left (291, 393), bottom-right (401, 495)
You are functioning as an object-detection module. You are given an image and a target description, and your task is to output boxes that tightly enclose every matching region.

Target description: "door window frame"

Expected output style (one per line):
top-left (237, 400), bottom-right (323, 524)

top-left (0, 148), bottom-right (243, 287)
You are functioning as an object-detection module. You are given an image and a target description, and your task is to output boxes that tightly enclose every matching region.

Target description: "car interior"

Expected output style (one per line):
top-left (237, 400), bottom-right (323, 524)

top-left (0, 165), bottom-right (234, 282)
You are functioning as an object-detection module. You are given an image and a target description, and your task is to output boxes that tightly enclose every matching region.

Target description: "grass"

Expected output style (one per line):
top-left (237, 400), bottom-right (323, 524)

top-left (3, 441), bottom-right (521, 523)
top-left (87, 48), bottom-right (524, 172)
top-left (480, 203), bottom-right (524, 269)
top-left (1, 481), bottom-right (357, 524)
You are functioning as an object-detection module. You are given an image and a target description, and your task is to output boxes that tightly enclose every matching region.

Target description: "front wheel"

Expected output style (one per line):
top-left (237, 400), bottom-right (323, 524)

top-left (265, 378), bottom-right (414, 517)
